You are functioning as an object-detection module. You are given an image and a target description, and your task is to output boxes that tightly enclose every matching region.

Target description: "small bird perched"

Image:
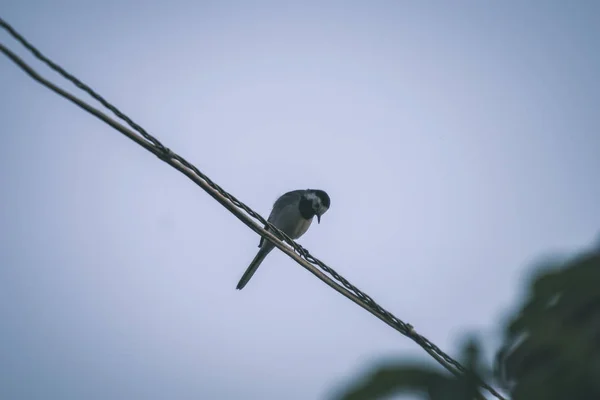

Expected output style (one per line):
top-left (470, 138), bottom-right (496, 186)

top-left (236, 189), bottom-right (331, 290)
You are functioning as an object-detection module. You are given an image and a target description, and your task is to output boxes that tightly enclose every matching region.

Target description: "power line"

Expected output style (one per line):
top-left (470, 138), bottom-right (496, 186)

top-left (0, 17), bottom-right (506, 400)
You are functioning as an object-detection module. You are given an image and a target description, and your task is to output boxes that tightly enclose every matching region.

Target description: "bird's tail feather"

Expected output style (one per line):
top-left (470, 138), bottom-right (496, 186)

top-left (236, 244), bottom-right (273, 290)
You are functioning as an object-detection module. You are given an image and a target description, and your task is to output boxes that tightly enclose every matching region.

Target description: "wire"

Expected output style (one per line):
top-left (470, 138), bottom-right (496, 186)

top-left (0, 17), bottom-right (506, 400)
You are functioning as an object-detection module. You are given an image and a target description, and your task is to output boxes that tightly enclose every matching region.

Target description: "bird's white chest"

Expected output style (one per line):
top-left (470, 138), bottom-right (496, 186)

top-left (271, 204), bottom-right (314, 240)
top-left (291, 216), bottom-right (313, 239)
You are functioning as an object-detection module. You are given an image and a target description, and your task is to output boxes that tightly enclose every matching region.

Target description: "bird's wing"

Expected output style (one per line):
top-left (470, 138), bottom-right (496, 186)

top-left (258, 189), bottom-right (304, 248)
top-left (268, 189), bottom-right (304, 222)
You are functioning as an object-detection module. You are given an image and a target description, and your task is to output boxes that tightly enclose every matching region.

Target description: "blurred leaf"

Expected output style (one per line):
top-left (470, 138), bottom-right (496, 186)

top-left (334, 339), bottom-right (484, 400)
top-left (495, 246), bottom-right (600, 400)
top-left (333, 237), bottom-right (600, 400)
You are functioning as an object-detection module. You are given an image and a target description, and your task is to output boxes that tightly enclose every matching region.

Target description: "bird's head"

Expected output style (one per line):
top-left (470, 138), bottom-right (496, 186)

top-left (302, 189), bottom-right (331, 223)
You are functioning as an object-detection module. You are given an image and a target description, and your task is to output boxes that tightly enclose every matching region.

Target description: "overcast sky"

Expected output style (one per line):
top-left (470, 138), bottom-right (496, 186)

top-left (1, 1), bottom-right (599, 399)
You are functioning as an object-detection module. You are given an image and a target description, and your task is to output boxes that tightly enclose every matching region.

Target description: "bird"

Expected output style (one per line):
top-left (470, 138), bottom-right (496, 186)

top-left (236, 189), bottom-right (331, 290)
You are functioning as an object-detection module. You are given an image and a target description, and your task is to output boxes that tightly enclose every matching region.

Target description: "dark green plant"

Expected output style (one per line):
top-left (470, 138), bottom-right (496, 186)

top-left (333, 338), bottom-right (486, 400)
top-left (333, 239), bottom-right (600, 400)
top-left (495, 247), bottom-right (600, 400)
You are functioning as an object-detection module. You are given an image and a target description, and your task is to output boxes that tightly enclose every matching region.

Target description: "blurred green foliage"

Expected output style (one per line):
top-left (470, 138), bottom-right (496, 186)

top-left (333, 240), bottom-right (600, 400)
top-left (495, 246), bottom-right (600, 400)
top-left (334, 338), bottom-right (485, 400)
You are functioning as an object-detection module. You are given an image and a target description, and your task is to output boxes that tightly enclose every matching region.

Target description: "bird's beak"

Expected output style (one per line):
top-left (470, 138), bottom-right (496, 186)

top-left (317, 215), bottom-right (321, 224)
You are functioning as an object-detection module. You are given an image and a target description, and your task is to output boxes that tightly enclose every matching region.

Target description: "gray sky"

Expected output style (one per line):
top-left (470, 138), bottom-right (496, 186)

top-left (1, 1), bottom-right (599, 399)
